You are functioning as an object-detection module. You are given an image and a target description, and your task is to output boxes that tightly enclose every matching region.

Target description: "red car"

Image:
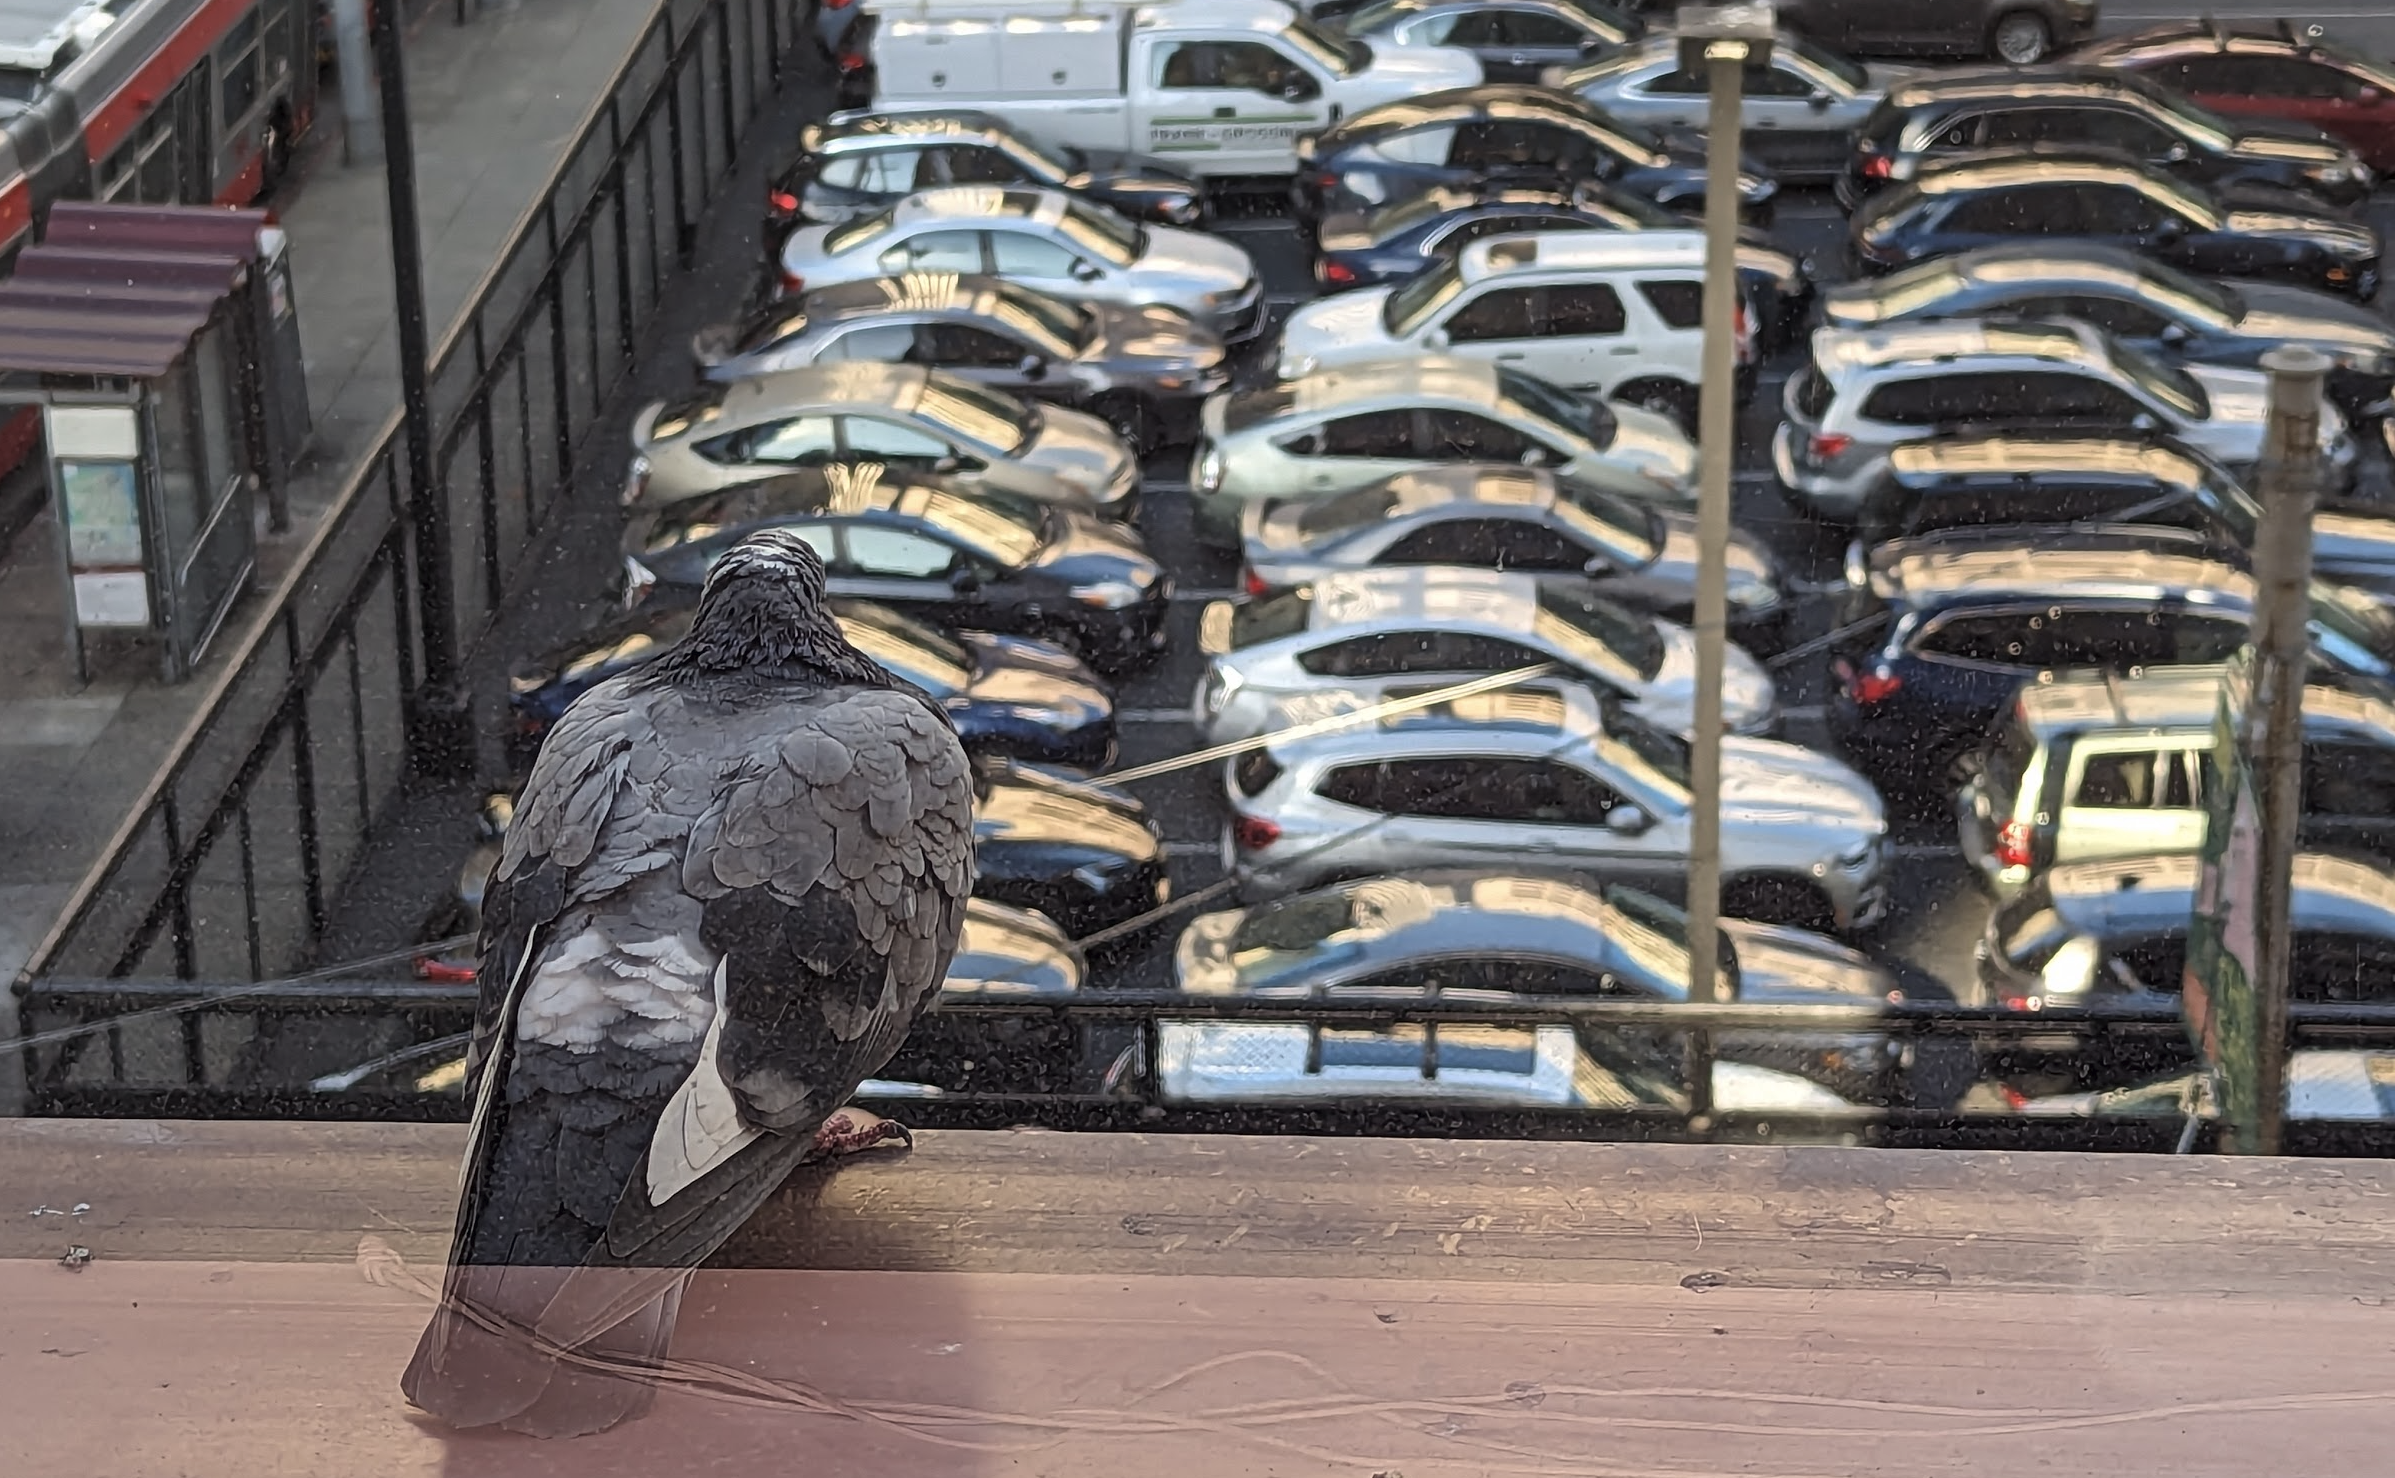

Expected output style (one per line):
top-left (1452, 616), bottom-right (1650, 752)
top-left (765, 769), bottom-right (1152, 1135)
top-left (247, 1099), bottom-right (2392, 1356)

top-left (2076, 23), bottom-right (2395, 174)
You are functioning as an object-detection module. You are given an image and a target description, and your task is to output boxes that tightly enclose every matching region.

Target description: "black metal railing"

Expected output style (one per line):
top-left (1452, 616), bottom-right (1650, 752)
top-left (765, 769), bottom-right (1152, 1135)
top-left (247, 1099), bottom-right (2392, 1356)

top-left (10, 0), bottom-right (811, 998)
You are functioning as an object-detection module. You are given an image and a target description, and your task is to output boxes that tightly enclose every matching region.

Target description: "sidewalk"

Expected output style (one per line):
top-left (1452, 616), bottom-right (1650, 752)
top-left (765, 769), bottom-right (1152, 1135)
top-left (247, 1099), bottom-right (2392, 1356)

top-left (0, 0), bottom-right (676, 1001)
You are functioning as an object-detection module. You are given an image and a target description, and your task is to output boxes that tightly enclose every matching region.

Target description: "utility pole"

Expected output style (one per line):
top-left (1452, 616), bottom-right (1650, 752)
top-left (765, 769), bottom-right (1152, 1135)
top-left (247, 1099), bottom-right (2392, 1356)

top-left (1675, 2), bottom-right (1773, 1129)
top-left (2242, 345), bottom-right (2329, 1154)
top-left (368, 0), bottom-right (471, 777)
top-left (330, 0), bottom-right (383, 165)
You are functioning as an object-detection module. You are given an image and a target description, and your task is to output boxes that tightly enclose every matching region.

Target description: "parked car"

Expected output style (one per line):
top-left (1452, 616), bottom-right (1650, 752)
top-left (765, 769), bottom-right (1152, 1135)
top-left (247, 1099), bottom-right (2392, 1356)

top-left (1817, 244), bottom-right (2395, 410)
top-left (1774, 318), bottom-right (2353, 522)
top-left (772, 111), bottom-right (1208, 227)
top-left (1306, 180), bottom-right (1816, 345)
top-left (1957, 664), bottom-right (2395, 899)
top-left (1292, 84), bottom-right (1779, 225)
top-left (1855, 432), bottom-right (2395, 600)
top-left (1976, 850), bottom-right (2395, 1086)
top-left (1222, 681), bottom-right (1885, 930)
top-left (1547, 30), bottom-right (1913, 183)
top-left (1335, 0), bottom-right (1644, 83)
top-left (967, 758), bottom-right (1171, 943)
top-left (2072, 23), bottom-right (2395, 174)
top-left (1844, 66), bottom-right (2374, 209)
top-left (1193, 567), bottom-right (1777, 742)
top-left (1239, 464), bottom-right (1786, 643)
top-left (1771, 0), bottom-right (2097, 65)
top-left (1828, 525), bottom-right (2395, 783)
top-left (1190, 357), bottom-right (1698, 548)
top-left (1848, 149), bottom-right (2382, 299)
top-left (505, 599), bottom-right (1120, 771)
top-left (1275, 230), bottom-right (1745, 432)
top-left (1169, 870), bottom-right (1936, 1104)
top-left (623, 365), bottom-right (1139, 518)
top-left (619, 467), bottom-right (1170, 674)
top-left (775, 186), bottom-right (1267, 342)
top-left (689, 275), bottom-right (1228, 450)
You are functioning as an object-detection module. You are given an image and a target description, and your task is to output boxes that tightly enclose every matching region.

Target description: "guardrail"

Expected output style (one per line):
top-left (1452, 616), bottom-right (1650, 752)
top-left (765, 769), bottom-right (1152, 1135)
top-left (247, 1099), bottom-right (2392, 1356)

top-left (10, 0), bottom-right (812, 994)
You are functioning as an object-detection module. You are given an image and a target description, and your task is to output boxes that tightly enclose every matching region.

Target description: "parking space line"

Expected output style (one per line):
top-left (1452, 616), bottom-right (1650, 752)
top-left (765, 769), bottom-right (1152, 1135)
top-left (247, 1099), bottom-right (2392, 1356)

top-left (1119, 708), bottom-right (1195, 724)
top-left (1169, 588), bottom-right (1238, 602)
top-left (1163, 840), bottom-right (1223, 857)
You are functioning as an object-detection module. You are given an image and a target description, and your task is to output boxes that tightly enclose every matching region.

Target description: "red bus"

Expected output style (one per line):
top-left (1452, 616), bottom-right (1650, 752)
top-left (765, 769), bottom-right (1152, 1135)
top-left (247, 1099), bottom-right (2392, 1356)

top-left (0, 0), bottom-right (316, 476)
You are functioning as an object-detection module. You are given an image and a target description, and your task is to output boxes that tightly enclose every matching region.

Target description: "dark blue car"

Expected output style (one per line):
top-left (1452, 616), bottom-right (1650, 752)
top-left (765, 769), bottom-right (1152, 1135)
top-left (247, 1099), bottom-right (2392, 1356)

top-left (1292, 85), bottom-right (1778, 230)
top-left (1310, 180), bottom-right (1814, 346)
top-left (505, 598), bottom-right (1118, 772)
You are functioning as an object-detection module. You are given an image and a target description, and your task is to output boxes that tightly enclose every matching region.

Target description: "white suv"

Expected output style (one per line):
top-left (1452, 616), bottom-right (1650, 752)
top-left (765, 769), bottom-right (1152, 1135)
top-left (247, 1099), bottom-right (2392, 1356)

top-left (1274, 231), bottom-right (1751, 431)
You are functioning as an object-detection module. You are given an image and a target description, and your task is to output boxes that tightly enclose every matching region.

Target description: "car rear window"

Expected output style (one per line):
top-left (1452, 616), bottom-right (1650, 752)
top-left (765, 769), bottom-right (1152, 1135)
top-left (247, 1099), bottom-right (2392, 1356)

top-left (1636, 280), bottom-right (1703, 330)
top-left (1230, 589), bottom-right (1315, 648)
top-left (1234, 749), bottom-right (1284, 798)
top-left (1982, 703), bottom-right (2040, 805)
top-left (1221, 384), bottom-right (1301, 433)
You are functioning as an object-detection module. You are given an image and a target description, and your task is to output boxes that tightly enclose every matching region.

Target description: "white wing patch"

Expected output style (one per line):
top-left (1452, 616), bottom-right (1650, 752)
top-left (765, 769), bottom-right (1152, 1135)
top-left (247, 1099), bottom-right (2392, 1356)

top-left (646, 958), bottom-right (765, 1207)
top-left (517, 922), bottom-right (717, 1052)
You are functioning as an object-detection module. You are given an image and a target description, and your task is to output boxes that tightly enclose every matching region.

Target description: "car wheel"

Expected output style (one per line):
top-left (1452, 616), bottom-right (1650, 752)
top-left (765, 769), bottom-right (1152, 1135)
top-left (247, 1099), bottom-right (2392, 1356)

top-left (1093, 393), bottom-right (1159, 454)
top-left (1618, 379), bottom-right (1701, 437)
top-left (1721, 875), bottom-right (1839, 935)
top-left (1989, 10), bottom-right (2051, 64)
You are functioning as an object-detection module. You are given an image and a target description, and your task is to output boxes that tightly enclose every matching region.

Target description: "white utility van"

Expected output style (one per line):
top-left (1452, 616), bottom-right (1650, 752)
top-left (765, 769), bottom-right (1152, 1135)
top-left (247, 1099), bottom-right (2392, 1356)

top-left (861, 0), bottom-right (1482, 176)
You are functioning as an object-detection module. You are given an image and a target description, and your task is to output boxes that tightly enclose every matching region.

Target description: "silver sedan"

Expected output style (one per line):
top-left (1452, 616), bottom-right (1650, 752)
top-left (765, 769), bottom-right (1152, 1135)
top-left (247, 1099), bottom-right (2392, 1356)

top-left (1545, 30), bottom-right (1917, 183)
top-left (776, 185), bottom-right (1267, 342)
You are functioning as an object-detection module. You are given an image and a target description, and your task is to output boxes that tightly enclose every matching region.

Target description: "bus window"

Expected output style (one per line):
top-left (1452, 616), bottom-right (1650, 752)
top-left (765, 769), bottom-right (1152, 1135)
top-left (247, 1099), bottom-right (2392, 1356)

top-left (219, 9), bottom-right (262, 132)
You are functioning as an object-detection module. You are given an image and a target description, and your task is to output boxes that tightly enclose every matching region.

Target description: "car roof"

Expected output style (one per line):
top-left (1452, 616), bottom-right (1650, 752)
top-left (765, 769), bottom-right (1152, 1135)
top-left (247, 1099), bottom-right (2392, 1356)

top-left (1886, 432), bottom-right (2224, 490)
top-left (1456, 228), bottom-right (1706, 282)
top-left (1809, 317), bottom-right (2111, 381)
top-left (1128, 0), bottom-right (1304, 35)
top-left (2075, 21), bottom-right (2371, 68)
top-left (815, 110), bottom-right (1010, 146)
top-left (892, 185), bottom-right (1063, 227)
top-left (1920, 241), bottom-right (2181, 294)
top-left (2041, 851), bottom-right (2395, 939)
top-left (801, 272), bottom-right (1054, 327)
top-left (2018, 663), bottom-right (2395, 738)
top-left (1910, 146), bottom-right (2189, 197)
top-left (1869, 529), bottom-right (2253, 606)
top-left (1279, 354), bottom-right (1506, 414)
top-left (636, 462), bottom-right (969, 534)
top-left (1259, 676), bottom-right (1607, 750)
top-left (1301, 564), bottom-right (1547, 636)
top-left (719, 362), bottom-right (931, 417)
top-left (1335, 85), bottom-right (1611, 141)
top-left (1882, 63), bottom-right (2169, 112)
top-left (1367, 465), bottom-right (1563, 517)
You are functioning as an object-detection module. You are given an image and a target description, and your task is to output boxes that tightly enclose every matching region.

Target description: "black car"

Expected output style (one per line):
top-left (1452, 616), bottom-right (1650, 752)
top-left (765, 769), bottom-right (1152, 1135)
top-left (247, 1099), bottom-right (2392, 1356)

top-left (1861, 432), bottom-right (2395, 601)
top-left (769, 111), bottom-right (1207, 235)
top-left (1818, 243), bottom-right (2395, 408)
top-left (1831, 524), bottom-right (2395, 784)
top-left (1292, 85), bottom-right (1778, 229)
top-left (1309, 181), bottom-right (1815, 346)
top-left (1770, 0), bottom-right (2097, 65)
top-left (1850, 148), bottom-right (2381, 299)
top-left (621, 467), bottom-right (1170, 674)
top-left (1845, 65), bottom-right (2374, 209)
top-left (967, 757), bottom-right (1170, 947)
top-left (1328, 0), bottom-right (1646, 83)
top-left (506, 598), bottom-right (1119, 771)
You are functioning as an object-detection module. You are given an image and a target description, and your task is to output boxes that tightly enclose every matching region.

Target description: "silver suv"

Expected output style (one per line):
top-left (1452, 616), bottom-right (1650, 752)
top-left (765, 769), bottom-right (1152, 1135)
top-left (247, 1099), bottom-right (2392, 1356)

top-left (1221, 680), bottom-right (1889, 932)
top-left (1774, 318), bottom-right (2353, 520)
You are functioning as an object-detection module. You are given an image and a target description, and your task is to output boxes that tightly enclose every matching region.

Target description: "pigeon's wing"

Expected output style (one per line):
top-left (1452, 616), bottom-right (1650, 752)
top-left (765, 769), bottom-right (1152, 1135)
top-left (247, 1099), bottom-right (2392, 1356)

top-left (527, 687), bottom-right (974, 1349)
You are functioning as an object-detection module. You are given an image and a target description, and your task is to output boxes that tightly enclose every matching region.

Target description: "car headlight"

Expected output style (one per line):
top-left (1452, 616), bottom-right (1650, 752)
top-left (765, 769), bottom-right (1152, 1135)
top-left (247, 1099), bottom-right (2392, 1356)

top-left (1163, 196), bottom-right (1203, 225)
top-left (1195, 443), bottom-right (1226, 494)
top-left (1070, 579), bottom-right (1146, 610)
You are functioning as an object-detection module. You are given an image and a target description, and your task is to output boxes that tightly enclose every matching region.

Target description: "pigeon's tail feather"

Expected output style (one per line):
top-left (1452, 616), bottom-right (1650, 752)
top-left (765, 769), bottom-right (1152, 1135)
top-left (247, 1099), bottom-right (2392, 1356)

top-left (505, 1275), bottom-right (688, 1437)
top-left (400, 1266), bottom-right (688, 1436)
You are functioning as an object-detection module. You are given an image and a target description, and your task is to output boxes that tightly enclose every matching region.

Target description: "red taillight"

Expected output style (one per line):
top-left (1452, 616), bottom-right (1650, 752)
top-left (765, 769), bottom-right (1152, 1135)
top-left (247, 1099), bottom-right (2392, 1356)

top-left (1232, 813), bottom-right (1281, 851)
top-left (414, 956), bottom-right (478, 983)
top-left (768, 188), bottom-right (799, 216)
top-left (1862, 154), bottom-right (1892, 181)
top-left (838, 51), bottom-right (866, 73)
top-left (827, 0), bottom-right (854, 9)
top-left (1314, 172), bottom-right (1339, 192)
top-left (1809, 431), bottom-right (1853, 460)
top-left (1242, 567), bottom-right (1268, 598)
top-left (1995, 819), bottom-right (2035, 871)
top-left (778, 269), bottom-right (805, 296)
top-left (1846, 665), bottom-right (1902, 704)
top-left (1318, 258), bottom-right (1356, 285)
top-left (1999, 1084), bottom-right (2032, 1111)
top-left (1734, 298), bottom-right (1755, 366)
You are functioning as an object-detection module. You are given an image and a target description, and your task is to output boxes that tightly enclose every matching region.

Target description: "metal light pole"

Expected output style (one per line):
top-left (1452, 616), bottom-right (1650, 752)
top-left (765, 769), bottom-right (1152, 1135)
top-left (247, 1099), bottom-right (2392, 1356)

top-left (2241, 345), bottom-right (2330, 1154)
top-left (1676, 3), bottom-right (1772, 1128)
top-left (331, 0), bottom-right (383, 165)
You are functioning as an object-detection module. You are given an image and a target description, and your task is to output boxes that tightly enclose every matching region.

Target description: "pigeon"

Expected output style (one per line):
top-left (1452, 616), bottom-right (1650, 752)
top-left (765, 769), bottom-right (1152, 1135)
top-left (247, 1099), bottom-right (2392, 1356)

top-left (400, 528), bottom-right (975, 1437)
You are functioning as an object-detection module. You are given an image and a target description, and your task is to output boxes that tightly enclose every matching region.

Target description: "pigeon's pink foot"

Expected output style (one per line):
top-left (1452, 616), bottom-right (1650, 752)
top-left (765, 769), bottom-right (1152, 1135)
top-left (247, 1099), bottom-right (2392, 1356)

top-left (812, 1106), bottom-right (913, 1158)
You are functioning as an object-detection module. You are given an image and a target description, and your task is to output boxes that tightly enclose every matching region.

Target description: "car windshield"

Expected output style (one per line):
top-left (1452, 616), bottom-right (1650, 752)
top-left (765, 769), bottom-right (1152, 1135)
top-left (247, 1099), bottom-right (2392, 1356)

top-left (1282, 15), bottom-right (1368, 75)
top-left (838, 608), bottom-right (972, 693)
top-left (2311, 581), bottom-right (2395, 678)
top-left (900, 484), bottom-right (1050, 568)
top-left (1499, 367), bottom-right (1619, 451)
top-left (917, 373), bottom-right (1038, 453)
top-left (1550, 480), bottom-right (1659, 565)
top-left (1601, 885), bottom-right (1737, 998)
top-left (1532, 583), bottom-right (1664, 684)
top-left (824, 207), bottom-right (896, 255)
top-left (2107, 338), bottom-right (2207, 420)
top-left (1386, 259), bottom-right (1468, 336)
top-left (994, 130), bottom-right (1078, 181)
top-left (2134, 256), bottom-right (2242, 322)
top-left (1058, 197), bottom-right (1147, 265)
top-left (983, 284), bottom-right (1096, 355)
top-left (1223, 881), bottom-right (1436, 987)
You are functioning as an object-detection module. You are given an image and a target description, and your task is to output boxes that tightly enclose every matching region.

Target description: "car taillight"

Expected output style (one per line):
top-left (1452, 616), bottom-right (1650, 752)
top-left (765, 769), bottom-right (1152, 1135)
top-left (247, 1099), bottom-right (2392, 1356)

top-left (1998, 1084), bottom-right (2032, 1111)
top-left (768, 188), bottom-right (799, 217)
top-left (1232, 813), bottom-right (1281, 851)
top-left (1995, 819), bottom-right (2035, 871)
top-left (1243, 567), bottom-right (1268, 598)
top-left (414, 956), bottom-right (478, 983)
top-left (1734, 298), bottom-right (1754, 365)
top-left (1318, 258), bottom-right (1356, 285)
top-left (1314, 172), bottom-right (1339, 193)
top-left (1809, 432), bottom-right (1853, 460)
top-left (838, 51), bottom-right (866, 73)
top-left (1862, 154), bottom-right (1892, 181)
top-left (827, 0), bottom-right (853, 8)
top-left (778, 269), bottom-right (804, 296)
top-left (1846, 665), bottom-right (1902, 704)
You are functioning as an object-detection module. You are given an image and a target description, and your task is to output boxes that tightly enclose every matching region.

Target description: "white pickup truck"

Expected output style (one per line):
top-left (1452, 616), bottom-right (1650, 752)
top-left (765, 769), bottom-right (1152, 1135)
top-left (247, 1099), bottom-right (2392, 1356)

top-left (861, 0), bottom-right (1481, 177)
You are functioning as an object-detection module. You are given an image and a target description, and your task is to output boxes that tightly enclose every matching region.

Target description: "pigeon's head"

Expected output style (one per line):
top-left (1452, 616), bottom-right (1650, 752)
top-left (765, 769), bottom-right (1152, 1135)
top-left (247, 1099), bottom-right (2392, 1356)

top-left (662, 528), bottom-right (889, 684)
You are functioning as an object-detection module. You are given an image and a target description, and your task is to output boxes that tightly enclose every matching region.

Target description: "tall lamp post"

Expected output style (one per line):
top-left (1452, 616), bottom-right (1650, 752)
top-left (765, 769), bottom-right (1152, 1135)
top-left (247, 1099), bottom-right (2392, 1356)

top-left (1675, 2), bottom-right (1773, 1128)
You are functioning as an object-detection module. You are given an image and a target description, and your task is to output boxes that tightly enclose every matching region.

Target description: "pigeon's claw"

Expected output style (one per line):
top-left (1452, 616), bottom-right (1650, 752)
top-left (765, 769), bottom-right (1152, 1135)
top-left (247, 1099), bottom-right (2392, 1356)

top-left (811, 1106), bottom-right (913, 1159)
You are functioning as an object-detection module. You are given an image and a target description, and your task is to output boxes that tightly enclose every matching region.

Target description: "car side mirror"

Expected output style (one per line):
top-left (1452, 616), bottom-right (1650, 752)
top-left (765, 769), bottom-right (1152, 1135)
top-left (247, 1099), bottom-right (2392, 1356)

top-left (1422, 326), bottom-right (1449, 349)
top-left (2158, 321), bottom-right (2191, 346)
top-left (2162, 142), bottom-right (2190, 163)
top-left (2151, 220), bottom-right (2184, 245)
top-left (935, 452), bottom-right (966, 474)
top-left (1071, 259), bottom-right (1105, 282)
top-left (951, 565), bottom-right (984, 593)
top-left (1605, 804), bottom-right (1651, 836)
top-left (1019, 353), bottom-right (1048, 381)
top-left (1278, 73), bottom-right (1320, 103)
top-left (1808, 90), bottom-right (1832, 111)
top-left (2129, 412), bottom-right (2160, 433)
top-left (1583, 554), bottom-right (1609, 576)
